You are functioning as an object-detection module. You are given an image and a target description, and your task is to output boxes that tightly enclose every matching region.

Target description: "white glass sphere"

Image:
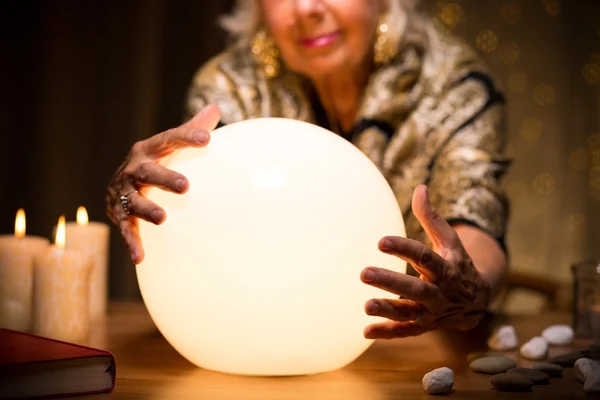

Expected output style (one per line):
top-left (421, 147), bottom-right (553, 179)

top-left (137, 118), bottom-right (406, 376)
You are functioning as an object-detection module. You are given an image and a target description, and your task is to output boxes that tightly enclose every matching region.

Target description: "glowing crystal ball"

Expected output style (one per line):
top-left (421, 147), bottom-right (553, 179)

top-left (137, 118), bottom-right (406, 376)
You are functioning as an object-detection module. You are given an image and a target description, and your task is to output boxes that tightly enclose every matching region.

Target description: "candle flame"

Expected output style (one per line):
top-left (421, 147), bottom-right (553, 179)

top-left (77, 206), bottom-right (89, 225)
top-left (55, 215), bottom-right (66, 248)
top-left (15, 209), bottom-right (26, 238)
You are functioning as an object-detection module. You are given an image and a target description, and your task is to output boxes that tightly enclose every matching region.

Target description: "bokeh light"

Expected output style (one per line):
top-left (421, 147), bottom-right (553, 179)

top-left (520, 117), bottom-right (543, 141)
top-left (582, 63), bottom-right (600, 85)
top-left (533, 173), bottom-right (556, 196)
top-left (542, 0), bottom-right (561, 16)
top-left (501, 1), bottom-right (522, 24)
top-left (533, 84), bottom-right (556, 106)
top-left (567, 213), bottom-right (586, 232)
top-left (438, 2), bottom-right (465, 29)
top-left (476, 30), bottom-right (499, 53)
top-left (498, 42), bottom-right (521, 64)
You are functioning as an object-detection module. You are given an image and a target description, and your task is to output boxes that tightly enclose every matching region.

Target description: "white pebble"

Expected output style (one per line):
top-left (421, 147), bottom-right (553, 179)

top-left (488, 325), bottom-right (518, 351)
top-left (541, 324), bottom-right (574, 345)
top-left (584, 370), bottom-right (600, 394)
top-left (422, 367), bottom-right (454, 395)
top-left (520, 336), bottom-right (548, 360)
top-left (575, 358), bottom-right (600, 383)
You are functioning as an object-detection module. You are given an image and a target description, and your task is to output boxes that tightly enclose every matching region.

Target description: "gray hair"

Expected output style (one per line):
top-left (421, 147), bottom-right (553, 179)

top-left (219, 0), bottom-right (431, 51)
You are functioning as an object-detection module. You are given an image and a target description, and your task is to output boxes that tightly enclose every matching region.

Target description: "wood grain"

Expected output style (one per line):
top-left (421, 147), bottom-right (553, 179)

top-left (77, 302), bottom-right (596, 399)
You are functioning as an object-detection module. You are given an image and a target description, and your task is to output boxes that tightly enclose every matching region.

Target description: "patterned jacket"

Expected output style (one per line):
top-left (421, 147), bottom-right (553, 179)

top-left (183, 24), bottom-right (510, 275)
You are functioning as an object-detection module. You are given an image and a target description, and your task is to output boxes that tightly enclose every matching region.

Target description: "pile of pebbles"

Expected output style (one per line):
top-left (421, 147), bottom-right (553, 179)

top-left (421, 323), bottom-right (600, 395)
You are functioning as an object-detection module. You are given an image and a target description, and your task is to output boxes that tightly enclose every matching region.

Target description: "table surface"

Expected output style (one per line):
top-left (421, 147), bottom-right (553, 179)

top-left (80, 302), bottom-right (596, 399)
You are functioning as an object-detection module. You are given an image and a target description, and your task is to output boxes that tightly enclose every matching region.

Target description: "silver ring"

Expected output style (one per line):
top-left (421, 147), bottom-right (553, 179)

top-left (413, 304), bottom-right (424, 325)
top-left (119, 190), bottom-right (138, 215)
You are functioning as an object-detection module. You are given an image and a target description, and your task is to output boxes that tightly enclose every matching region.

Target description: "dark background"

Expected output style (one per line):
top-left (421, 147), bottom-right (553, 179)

top-left (1, 0), bottom-right (599, 310)
top-left (1, 0), bottom-right (236, 298)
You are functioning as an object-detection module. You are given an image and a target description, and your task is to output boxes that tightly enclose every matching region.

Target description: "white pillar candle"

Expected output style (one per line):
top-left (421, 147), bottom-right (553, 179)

top-left (0, 209), bottom-right (50, 332)
top-left (33, 215), bottom-right (92, 343)
top-left (65, 207), bottom-right (110, 322)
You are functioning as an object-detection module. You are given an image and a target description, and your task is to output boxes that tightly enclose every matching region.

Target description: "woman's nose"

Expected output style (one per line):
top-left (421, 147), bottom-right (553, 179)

top-left (293, 0), bottom-right (324, 19)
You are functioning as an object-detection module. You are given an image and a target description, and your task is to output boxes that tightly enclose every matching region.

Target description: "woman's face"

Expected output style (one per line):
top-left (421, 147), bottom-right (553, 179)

top-left (260, 0), bottom-right (383, 79)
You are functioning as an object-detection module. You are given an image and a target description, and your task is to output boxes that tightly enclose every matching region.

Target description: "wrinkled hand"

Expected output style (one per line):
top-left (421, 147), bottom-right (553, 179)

top-left (360, 184), bottom-right (491, 339)
top-left (106, 105), bottom-right (221, 264)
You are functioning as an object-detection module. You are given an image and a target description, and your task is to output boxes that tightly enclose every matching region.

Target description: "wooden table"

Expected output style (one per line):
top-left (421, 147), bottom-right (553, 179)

top-left (82, 302), bottom-right (595, 399)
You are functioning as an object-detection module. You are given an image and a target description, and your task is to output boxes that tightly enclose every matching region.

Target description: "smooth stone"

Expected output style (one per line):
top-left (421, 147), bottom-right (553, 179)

top-left (549, 349), bottom-right (600, 366)
top-left (584, 370), bottom-right (600, 394)
top-left (469, 356), bottom-right (517, 374)
top-left (490, 373), bottom-right (533, 392)
top-left (520, 336), bottom-right (548, 360)
top-left (548, 351), bottom-right (586, 367)
top-left (531, 362), bottom-right (563, 377)
top-left (507, 368), bottom-right (550, 384)
top-left (541, 324), bottom-right (574, 346)
top-left (488, 325), bottom-right (518, 351)
top-left (422, 367), bottom-right (454, 395)
top-left (582, 348), bottom-right (600, 360)
top-left (574, 358), bottom-right (600, 383)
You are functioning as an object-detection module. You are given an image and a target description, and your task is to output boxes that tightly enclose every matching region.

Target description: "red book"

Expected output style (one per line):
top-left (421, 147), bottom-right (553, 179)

top-left (0, 329), bottom-right (116, 399)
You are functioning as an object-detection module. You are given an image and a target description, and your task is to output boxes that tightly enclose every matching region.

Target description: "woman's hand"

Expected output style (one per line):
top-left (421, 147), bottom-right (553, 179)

top-left (106, 105), bottom-right (221, 264)
top-left (360, 184), bottom-right (492, 339)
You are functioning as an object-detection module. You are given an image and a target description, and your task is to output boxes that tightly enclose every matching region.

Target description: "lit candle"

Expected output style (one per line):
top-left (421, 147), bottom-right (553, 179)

top-left (33, 215), bottom-right (92, 343)
top-left (65, 206), bottom-right (110, 322)
top-left (0, 210), bottom-right (50, 332)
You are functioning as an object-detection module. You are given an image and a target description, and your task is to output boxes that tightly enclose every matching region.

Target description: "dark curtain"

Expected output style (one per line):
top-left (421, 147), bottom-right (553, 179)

top-left (1, 0), bottom-right (234, 299)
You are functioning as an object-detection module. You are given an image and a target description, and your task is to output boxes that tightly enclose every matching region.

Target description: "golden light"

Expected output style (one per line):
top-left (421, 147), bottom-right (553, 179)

top-left (137, 118), bottom-right (406, 376)
top-left (501, 1), bottom-right (522, 24)
top-left (77, 206), bottom-right (89, 225)
top-left (533, 173), bottom-right (556, 196)
top-left (582, 63), bottom-right (600, 85)
top-left (520, 117), bottom-right (543, 142)
top-left (439, 3), bottom-right (464, 29)
top-left (567, 213), bottom-right (586, 232)
top-left (542, 0), bottom-right (560, 16)
top-left (498, 42), bottom-right (520, 64)
top-left (533, 84), bottom-right (556, 106)
top-left (476, 29), bottom-right (499, 53)
top-left (15, 209), bottom-right (26, 238)
top-left (55, 215), bottom-right (66, 249)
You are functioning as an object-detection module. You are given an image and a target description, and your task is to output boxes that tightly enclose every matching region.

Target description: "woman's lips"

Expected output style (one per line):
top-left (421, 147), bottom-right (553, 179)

top-left (299, 31), bottom-right (340, 48)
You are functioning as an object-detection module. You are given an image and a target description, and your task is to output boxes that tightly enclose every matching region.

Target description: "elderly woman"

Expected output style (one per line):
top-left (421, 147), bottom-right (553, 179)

top-left (106, 0), bottom-right (510, 340)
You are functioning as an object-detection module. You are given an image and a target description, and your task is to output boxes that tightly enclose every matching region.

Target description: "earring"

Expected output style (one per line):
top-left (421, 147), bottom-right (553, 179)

top-left (373, 13), bottom-right (396, 66)
top-left (251, 29), bottom-right (280, 78)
